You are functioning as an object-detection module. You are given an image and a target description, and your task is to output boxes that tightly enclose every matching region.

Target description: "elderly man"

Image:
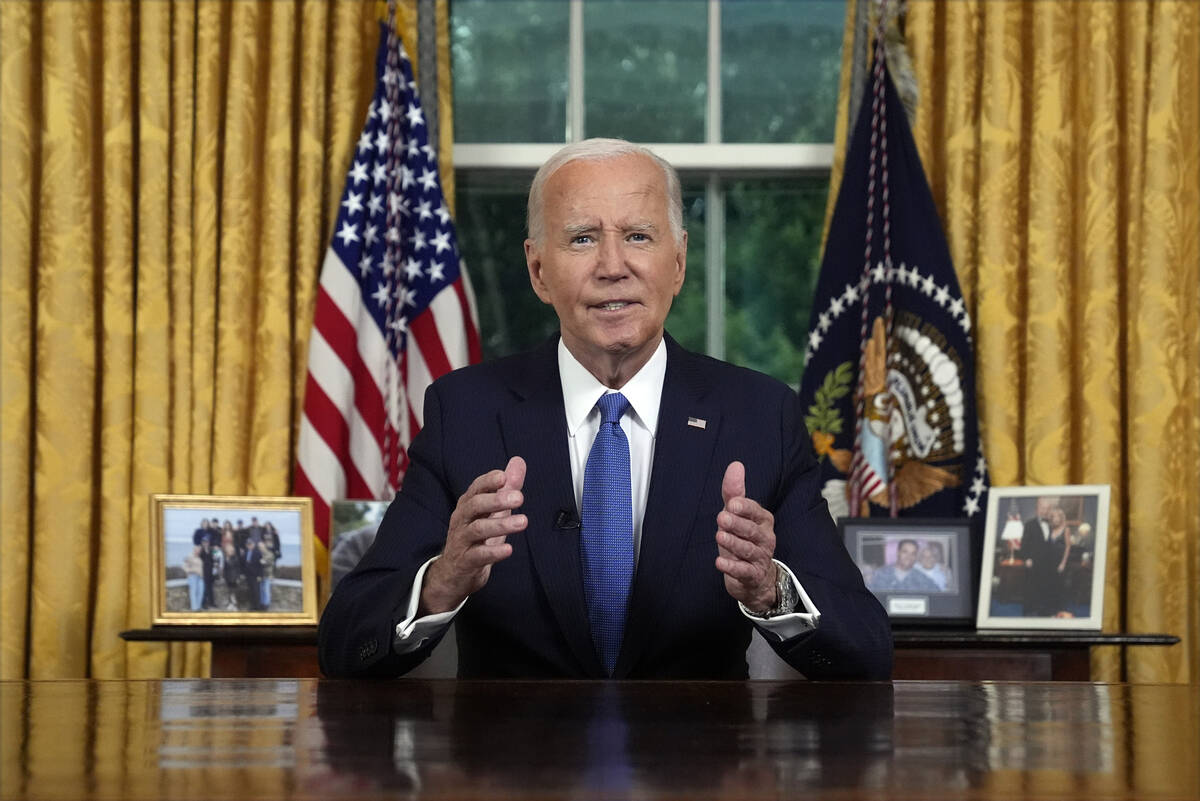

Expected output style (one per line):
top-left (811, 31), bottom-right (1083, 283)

top-left (318, 138), bottom-right (892, 680)
top-left (1018, 495), bottom-right (1061, 615)
top-left (1027, 505), bottom-right (1073, 616)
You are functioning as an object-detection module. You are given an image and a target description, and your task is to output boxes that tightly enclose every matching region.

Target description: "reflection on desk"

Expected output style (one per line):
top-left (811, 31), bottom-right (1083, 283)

top-left (1, 679), bottom-right (1197, 800)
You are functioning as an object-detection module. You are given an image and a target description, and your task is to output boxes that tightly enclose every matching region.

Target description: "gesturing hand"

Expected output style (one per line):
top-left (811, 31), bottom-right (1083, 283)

top-left (420, 456), bottom-right (528, 615)
top-left (714, 461), bottom-right (778, 615)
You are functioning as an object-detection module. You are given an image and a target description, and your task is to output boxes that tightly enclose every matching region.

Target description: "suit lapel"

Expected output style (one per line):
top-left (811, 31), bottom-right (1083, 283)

top-left (615, 339), bottom-right (720, 677)
top-left (499, 339), bottom-right (605, 677)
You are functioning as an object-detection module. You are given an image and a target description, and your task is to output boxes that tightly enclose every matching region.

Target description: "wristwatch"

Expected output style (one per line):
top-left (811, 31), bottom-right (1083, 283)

top-left (768, 565), bottom-right (796, 618)
top-left (761, 564), bottom-right (799, 618)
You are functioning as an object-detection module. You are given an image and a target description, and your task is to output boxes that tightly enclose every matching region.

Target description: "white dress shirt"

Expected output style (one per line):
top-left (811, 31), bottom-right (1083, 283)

top-left (393, 337), bottom-right (820, 654)
top-left (559, 336), bottom-right (666, 565)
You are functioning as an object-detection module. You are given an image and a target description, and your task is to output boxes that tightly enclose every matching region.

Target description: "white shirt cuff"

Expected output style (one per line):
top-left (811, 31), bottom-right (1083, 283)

top-left (392, 556), bottom-right (464, 654)
top-left (739, 560), bottom-right (821, 641)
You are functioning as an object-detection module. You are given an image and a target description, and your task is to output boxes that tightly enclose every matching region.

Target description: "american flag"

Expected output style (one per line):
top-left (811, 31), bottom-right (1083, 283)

top-left (295, 19), bottom-right (480, 557)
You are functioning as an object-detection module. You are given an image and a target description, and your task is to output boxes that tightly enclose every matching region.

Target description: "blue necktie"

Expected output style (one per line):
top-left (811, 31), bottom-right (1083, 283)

top-left (581, 392), bottom-right (634, 675)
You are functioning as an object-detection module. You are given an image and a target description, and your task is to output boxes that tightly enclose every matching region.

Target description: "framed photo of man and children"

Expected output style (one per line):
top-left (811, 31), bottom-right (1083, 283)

top-left (150, 495), bottom-right (318, 625)
top-left (977, 485), bottom-right (1110, 630)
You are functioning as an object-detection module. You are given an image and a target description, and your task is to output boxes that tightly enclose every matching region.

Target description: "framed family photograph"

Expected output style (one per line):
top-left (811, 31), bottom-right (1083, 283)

top-left (150, 494), bottom-right (318, 625)
top-left (840, 518), bottom-right (975, 625)
top-left (977, 485), bottom-right (1110, 630)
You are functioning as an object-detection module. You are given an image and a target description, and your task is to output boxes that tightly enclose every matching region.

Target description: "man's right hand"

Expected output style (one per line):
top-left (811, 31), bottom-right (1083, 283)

top-left (418, 456), bottom-right (527, 615)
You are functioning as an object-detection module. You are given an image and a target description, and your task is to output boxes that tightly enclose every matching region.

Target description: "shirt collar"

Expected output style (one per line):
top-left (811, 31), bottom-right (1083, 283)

top-left (558, 337), bottom-right (667, 438)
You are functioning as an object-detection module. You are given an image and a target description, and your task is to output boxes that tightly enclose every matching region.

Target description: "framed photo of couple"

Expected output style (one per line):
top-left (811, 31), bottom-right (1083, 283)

top-left (976, 485), bottom-right (1110, 630)
top-left (840, 518), bottom-right (975, 625)
top-left (149, 494), bottom-right (318, 626)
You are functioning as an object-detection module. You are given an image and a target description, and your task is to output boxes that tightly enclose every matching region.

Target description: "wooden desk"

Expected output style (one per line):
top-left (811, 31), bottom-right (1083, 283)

top-left (121, 627), bottom-right (1179, 681)
top-left (2, 679), bottom-right (1197, 800)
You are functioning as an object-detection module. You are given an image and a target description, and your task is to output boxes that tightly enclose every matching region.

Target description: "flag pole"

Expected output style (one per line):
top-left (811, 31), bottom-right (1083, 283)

top-left (849, 0), bottom-right (898, 517)
top-left (383, 0), bottom-right (405, 490)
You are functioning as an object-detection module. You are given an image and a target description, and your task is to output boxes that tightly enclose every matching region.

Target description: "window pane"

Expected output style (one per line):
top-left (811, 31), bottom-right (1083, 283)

top-left (723, 178), bottom-right (828, 384)
top-left (722, 0), bottom-right (844, 142)
top-left (451, 0), bottom-right (568, 142)
top-left (584, 1), bottom-right (707, 142)
top-left (455, 172), bottom-right (559, 359)
top-left (664, 183), bottom-right (707, 352)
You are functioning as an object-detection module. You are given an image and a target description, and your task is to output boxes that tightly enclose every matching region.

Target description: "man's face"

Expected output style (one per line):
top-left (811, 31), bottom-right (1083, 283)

top-left (897, 543), bottom-right (917, 570)
top-left (525, 154), bottom-right (686, 381)
top-left (1036, 497), bottom-right (1055, 519)
top-left (919, 547), bottom-right (937, 569)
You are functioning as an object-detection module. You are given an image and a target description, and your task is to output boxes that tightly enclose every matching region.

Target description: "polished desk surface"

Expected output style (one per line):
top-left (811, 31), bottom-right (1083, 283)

top-left (2, 680), bottom-right (1197, 800)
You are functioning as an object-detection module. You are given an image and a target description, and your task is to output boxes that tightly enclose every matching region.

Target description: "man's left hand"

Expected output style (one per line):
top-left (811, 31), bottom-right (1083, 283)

top-left (715, 461), bottom-right (778, 614)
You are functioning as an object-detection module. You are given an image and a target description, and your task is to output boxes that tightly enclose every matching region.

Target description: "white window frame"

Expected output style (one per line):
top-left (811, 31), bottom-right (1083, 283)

top-left (453, 0), bottom-right (837, 360)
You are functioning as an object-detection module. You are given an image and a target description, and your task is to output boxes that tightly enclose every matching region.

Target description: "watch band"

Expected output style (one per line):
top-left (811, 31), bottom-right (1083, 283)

top-left (738, 564), bottom-right (800, 619)
top-left (761, 565), bottom-right (798, 618)
top-left (744, 563), bottom-right (792, 618)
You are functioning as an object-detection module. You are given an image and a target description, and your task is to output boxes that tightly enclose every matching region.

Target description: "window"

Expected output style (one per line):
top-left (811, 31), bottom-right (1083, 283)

top-left (451, 0), bottom-right (844, 384)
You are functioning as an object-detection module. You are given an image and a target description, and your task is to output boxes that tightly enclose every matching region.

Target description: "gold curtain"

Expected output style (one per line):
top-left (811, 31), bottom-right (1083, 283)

top-left (831, 0), bottom-right (1199, 683)
top-left (0, 0), bottom-right (456, 679)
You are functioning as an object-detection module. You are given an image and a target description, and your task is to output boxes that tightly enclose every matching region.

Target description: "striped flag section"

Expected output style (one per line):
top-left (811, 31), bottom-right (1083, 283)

top-left (848, 451), bottom-right (886, 505)
top-left (295, 17), bottom-right (480, 560)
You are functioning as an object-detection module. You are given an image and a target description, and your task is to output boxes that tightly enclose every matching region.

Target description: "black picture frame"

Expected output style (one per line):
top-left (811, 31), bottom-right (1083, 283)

top-left (839, 517), bottom-right (975, 626)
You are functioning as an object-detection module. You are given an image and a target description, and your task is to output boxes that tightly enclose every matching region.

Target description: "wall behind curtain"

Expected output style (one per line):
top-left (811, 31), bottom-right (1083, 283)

top-left (0, 0), bottom-right (453, 680)
top-left (826, 0), bottom-right (1198, 683)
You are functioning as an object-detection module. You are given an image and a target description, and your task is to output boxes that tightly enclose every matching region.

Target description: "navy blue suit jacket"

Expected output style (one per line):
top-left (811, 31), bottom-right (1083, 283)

top-left (318, 335), bottom-right (892, 680)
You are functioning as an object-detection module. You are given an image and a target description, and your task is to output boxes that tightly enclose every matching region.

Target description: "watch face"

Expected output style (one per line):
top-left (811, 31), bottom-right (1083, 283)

top-left (778, 573), bottom-right (797, 614)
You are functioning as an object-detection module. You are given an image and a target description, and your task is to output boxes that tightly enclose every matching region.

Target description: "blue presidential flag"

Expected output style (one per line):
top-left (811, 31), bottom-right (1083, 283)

top-left (798, 55), bottom-right (988, 524)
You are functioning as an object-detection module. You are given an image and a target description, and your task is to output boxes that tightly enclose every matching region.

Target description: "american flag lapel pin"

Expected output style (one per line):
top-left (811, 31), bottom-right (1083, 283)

top-left (687, 416), bottom-right (707, 430)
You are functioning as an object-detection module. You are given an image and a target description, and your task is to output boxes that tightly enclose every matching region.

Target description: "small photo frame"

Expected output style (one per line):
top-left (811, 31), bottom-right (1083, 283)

top-left (150, 494), bottom-right (318, 625)
top-left (840, 518), bottom-right (975, 625)
top-left (977, 485), bottom-right (1110, 630)
top-left (328, 499), bottom-right (389, 597)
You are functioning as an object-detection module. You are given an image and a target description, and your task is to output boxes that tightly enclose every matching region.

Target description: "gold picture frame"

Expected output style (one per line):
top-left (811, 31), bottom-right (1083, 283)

top-left (150, 494), bottom-right (318, 626)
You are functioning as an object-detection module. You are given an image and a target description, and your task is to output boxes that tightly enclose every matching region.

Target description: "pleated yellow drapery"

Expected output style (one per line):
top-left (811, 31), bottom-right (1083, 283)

top-left (0, 0), bottom-right (456, 680)
top-left (829, 0), bottom-right (1199, 683)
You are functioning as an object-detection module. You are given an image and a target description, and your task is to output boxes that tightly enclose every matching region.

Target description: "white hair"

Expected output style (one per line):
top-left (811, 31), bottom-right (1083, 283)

top-left (526, 138), bottom-right (684, 245)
